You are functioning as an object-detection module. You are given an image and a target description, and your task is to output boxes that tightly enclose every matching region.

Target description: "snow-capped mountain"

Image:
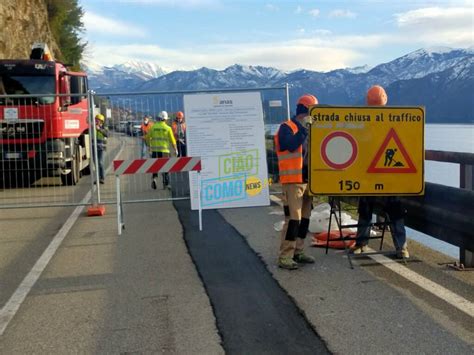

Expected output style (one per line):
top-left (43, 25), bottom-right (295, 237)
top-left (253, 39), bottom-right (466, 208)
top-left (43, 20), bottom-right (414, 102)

top-left (112, 61), bottom-right (167, 80)
top-left (367, 47), bottom-right (473, 81)
top-left (343, 64), bottom-right (372, 74)
top-left (82, 60), bottom-right (166, 91)
top-left (84, 47), bottom-right (473, 123)
top-left (134, 64), bottom-right (286, 91)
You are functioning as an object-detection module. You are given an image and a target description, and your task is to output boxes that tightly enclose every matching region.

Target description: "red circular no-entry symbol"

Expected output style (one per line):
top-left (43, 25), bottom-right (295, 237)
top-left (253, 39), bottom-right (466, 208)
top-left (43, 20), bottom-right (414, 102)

top-left (321, 131), bottom-right (358, 169)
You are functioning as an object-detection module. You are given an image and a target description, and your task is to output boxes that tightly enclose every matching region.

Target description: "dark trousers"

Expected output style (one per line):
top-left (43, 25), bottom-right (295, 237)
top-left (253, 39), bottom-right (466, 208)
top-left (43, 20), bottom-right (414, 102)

top-left (177, 142), bottom-right (187, 157)
top-left (151, 151), bottom-right (169, 186)
top-left (94, 148), bottom-right (105, 181)
top-left (355, 197), bottom-right (407, 249)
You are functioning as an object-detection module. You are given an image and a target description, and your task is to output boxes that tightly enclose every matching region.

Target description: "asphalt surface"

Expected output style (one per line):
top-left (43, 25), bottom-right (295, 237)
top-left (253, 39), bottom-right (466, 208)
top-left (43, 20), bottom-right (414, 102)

top-left (174, 200), bottom-right (329, 354)
top-left (219, 203), bottom-right (474, 354)
top-left (0, 134), bottom-right (473, 354)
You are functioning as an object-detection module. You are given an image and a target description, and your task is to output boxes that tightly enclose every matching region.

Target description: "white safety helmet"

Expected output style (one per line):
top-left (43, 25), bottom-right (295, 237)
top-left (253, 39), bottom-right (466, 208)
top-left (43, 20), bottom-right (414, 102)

top-left (157, 111), bottom-right (168, 121)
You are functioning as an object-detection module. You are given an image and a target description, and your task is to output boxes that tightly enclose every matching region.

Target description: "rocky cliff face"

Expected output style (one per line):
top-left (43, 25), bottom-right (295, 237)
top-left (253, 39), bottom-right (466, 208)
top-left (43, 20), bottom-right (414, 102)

top-left (0, 0), bottom-right (60, 59)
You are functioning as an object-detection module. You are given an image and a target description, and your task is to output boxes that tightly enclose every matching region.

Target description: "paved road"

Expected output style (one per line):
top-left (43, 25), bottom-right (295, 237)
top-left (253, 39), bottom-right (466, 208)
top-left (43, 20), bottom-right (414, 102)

top-left (0, 135), bottom-right (473, 353)
top-left (220, 203), bottom-right (474, 354)
top-left (0, 189), bottom-right (223, 354)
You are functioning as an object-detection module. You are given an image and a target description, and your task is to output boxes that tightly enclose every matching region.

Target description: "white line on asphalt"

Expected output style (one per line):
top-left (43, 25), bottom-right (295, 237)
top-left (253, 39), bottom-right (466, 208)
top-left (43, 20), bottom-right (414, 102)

top-left (0, 143), bottom-right (125, 336)
top-left (269, 194), bottom-right (474, 319)
top-left (365, 247), bottom-right (474, 318)
top-left (0, 192), bottom-right (90, 336)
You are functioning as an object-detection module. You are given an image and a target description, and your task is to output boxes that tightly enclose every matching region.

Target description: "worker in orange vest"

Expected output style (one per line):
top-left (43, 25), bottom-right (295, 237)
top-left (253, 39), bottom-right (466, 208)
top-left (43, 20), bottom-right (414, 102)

top-left (140, 115), bottom-right (153, 158)
top-left (350, 85), bottom-right (409, 259)
top-left (172, 111), bottom-right (187, 157)
top-left (274, 94), bottom-right (318, 270)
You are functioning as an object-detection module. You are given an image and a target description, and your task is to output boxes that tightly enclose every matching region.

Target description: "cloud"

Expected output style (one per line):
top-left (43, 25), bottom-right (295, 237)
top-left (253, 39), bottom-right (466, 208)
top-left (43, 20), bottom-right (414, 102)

top-left (329, 9), bottom-right (357, 18)
top-left (294, 5), bottom-right (303, 14)
top-left (309, 9), bottom-right (320, 17)
top-left (82, 4), bottom-right (473, 73)
top-left (116, 0), bottom-right (221, 7)
top-left (313, 29), bottom-right (332, 36)
top-left (265, 3), bottom-right (279, 12)
top-left (83, 12), bottom-right (147, 37)
top-left (85, 38), bottom-right (364, 73)
top-left (395, 6), bottom-right (474, 46)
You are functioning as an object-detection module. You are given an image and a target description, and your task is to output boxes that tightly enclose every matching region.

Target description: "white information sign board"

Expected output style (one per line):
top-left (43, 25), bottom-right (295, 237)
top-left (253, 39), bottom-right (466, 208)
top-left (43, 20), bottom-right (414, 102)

top-left (184, 92), bottom-right (270, 210)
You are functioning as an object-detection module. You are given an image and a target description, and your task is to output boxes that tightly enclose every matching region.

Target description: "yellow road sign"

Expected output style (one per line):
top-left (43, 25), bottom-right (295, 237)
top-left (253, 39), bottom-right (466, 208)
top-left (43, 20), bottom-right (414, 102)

top-left (309, 106), bottom-right (425, 195)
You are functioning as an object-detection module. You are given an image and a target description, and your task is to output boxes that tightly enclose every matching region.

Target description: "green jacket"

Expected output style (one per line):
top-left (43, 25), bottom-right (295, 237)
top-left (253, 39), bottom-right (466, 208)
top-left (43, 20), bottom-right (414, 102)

top-left (95, 125), bottom-right (108, 151)
top-left (146, 121), bottom-right (176, 153)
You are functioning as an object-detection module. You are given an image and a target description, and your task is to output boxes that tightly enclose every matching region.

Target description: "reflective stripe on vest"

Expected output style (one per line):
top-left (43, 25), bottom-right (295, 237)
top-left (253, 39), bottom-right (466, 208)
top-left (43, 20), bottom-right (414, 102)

top-left (274, 120), bottom-right (303, 184)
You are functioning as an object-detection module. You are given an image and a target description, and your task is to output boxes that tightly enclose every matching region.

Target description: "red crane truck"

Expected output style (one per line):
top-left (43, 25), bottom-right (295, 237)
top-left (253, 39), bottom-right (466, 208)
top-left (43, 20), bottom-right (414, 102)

top-left (0, 43), bottom-right (91, 187)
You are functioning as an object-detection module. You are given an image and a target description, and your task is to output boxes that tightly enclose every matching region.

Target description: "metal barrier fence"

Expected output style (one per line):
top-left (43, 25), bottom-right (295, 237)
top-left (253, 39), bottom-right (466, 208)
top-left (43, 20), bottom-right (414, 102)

top-left (1, 87), bottom-right (289, 209)
top-left (94, 86), bottom-right (289, 205)
top-left (114, 156), bottom-right (203, 235)
top-left (0, 92), bottom-right (100, 209)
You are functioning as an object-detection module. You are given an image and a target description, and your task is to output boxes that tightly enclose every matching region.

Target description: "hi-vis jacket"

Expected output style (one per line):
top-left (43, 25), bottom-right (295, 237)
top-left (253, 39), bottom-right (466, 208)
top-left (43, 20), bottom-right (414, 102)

top-left (141, 122), bottom-right (153, 137)
top-left (171, 120), bottom-right (186, 143)
top-left (274, 119), bottom-right (307, 184)
top-left (146, 121), bottom-right (176, 153)
top-left (95, 125), bottom-right (108, 151)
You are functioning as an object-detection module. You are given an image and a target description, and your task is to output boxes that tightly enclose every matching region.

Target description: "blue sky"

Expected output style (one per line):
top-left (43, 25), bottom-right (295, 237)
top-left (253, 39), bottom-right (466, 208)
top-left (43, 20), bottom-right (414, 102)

top-left (81, 0), bottom-right (473, 72)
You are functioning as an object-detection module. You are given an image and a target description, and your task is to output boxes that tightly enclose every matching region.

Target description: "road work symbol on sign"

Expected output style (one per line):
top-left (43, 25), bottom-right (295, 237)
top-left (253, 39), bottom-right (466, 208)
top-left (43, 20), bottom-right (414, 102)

top-left (321, 131), bottom-right (357, 170)
top-left (308, 106), bottom-right (424, 195)
top-left (367, 128), bottom-right (416, 173)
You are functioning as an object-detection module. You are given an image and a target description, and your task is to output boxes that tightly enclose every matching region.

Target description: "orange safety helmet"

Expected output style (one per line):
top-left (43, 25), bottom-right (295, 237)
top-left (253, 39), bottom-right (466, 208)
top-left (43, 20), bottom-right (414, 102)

top-left (176, 111), bottom-right (184, 120)
top-left (297, 94), bottom-right (318, 108)
top-left (367, 85), bottom-right (387, 106)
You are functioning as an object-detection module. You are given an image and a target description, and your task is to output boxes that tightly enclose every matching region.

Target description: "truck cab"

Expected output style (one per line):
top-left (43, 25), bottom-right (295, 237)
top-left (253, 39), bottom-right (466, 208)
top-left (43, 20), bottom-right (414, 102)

top-left (0, 43), bottom-right (91, 187)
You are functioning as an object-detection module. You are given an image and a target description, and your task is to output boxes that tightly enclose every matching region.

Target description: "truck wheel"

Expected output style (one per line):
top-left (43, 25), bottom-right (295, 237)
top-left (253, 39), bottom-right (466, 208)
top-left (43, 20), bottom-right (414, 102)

top-left (61, 146), bottom-right (80, 186)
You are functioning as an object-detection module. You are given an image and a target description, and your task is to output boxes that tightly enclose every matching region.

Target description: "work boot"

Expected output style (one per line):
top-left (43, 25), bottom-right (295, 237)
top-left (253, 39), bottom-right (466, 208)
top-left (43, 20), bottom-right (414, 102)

top-left (293, 252), bottom-right (315, 264)
top-left (278, 257), bottom-right (298, 270)
top-left (349, 244), bottom-right (367, 254)
top-left (151, 178), bottom-right (157, 190)
top-left (396, 246), bottom-right (410, 259)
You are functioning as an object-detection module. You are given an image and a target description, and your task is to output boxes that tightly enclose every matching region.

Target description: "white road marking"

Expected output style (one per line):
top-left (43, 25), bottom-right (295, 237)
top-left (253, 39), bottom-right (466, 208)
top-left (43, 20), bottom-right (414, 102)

top-left (362, 248), bottom-right (474, 318)
top-left (0, 143), bottom-right (125, 336)
top-left (270, 194), bottom-right (474, 318)
top-left (0, 192), bottom-right (90, 336)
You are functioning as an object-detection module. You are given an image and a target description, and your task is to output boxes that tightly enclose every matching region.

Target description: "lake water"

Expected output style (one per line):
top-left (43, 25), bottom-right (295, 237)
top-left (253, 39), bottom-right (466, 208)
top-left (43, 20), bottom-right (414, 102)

top-left (408, 124), bottom-right (473, 258)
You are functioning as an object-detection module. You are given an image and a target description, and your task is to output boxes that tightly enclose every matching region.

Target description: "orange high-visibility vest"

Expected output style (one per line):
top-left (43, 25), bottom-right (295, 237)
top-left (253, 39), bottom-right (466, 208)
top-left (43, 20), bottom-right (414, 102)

top-left (141, 122), bottom-right (152, 135)
top-left (274, 120), bottom-right (303, 184)
top-left (172, 121), bottom-right (186, 141)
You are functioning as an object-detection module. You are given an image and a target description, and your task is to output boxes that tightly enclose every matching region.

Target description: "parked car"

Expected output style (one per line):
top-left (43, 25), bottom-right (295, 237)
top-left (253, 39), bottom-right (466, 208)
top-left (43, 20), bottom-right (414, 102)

top-left (117, 121), bottom-right (127, 133)
top-left (126, 121), bottom-right (142, 136)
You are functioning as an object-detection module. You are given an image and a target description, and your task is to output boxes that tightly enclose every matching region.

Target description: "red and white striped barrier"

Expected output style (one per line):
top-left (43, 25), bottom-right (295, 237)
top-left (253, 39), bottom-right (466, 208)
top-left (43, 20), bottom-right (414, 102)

top-left (113, 156), bottom-right (202, 235)
top-left (113, 157), bottom-right (202, 175)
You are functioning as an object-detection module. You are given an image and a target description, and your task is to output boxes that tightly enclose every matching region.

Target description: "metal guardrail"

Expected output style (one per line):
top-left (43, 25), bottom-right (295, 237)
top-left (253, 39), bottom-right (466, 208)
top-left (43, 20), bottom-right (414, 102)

top-left (268, 147), bottom-right (474, 266)
top-left (425, 150), bottom-right (474, 189)
top-left (339, 150), bottom-right (474, 267)
top-left (401, 183), bottom-right (474, 265)
top-left (404, 150), bottom-right (474, 267)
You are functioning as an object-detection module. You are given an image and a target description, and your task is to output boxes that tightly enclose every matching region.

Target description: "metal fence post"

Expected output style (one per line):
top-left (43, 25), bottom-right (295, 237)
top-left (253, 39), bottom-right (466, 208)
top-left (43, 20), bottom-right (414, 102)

top-left (116, 174), bottom-right (123, 235)
top-left (197, 171), bottom-right (202, 231)
top-left (88, 90), bottom-right (101, 204)
top-left (460, 162), bottom-right (473, 267)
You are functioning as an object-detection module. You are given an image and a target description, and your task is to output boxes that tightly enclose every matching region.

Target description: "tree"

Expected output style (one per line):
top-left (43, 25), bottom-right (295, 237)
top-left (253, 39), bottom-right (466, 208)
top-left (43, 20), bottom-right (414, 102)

top-left (45, 0), bottom-right (87, 70)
